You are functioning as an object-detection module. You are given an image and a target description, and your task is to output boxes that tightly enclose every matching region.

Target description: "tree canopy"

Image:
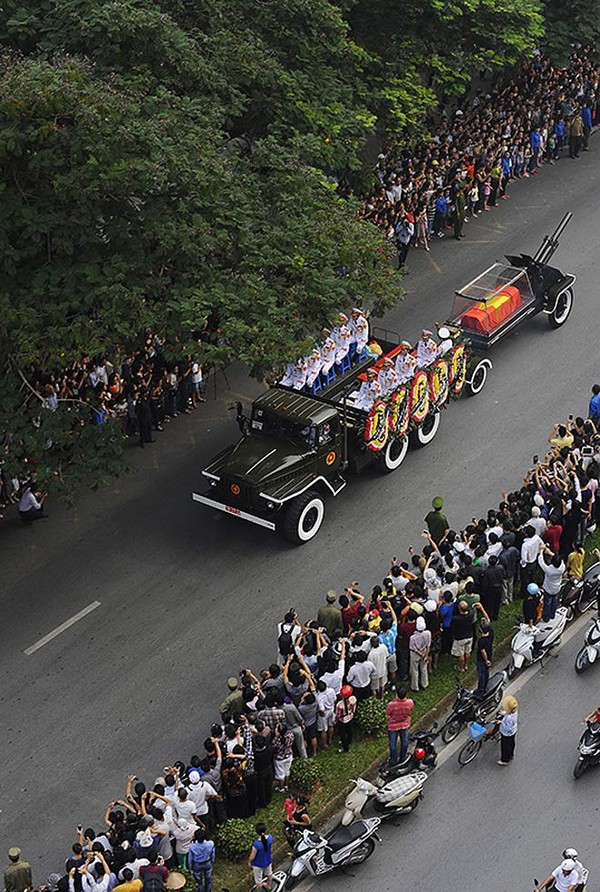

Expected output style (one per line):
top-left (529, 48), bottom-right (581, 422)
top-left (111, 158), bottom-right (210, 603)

top-left (0, 0), bottom-right (557, 491)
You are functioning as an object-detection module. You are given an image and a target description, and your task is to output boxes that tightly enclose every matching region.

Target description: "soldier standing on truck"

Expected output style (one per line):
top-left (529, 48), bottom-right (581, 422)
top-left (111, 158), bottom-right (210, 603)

top-left (394, 341), bottom-right (417, 382)
top-left (424, 496), bottom-right (449, 545)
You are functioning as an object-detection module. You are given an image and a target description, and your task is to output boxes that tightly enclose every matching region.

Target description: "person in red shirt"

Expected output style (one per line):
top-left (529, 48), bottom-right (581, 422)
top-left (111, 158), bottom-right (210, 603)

top-left (542, 517), bottom-right (563, 554)
top-left (396, 614), bottom-right (417, 681)
top-left (339, 585), bottom-right (364, 633)
top-left (385, 687), bottom-right (414, 764)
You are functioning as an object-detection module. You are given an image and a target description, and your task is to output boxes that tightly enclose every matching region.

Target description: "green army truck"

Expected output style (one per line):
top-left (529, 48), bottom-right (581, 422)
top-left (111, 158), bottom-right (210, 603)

top-left (193, 328), bottom-right (480, 544)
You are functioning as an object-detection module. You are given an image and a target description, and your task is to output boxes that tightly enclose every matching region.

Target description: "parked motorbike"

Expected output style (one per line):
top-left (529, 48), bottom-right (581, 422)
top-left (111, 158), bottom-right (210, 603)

top-left (574, 716), bottom-right (600, 779)
top-left (378, 726), bottom-right (438, 781)
top-left (273, 817), bottom-right (381, 889)
top-left (506, 606), bottom-right (568, 679)
top-left (575, 614), bottom-right (600, 674)
top-left (342, 771), bottom-right (428, 824)
top-left (440, 672), bottom-right (506, 744)
top-left (560, 561), bottom-right (600, 620)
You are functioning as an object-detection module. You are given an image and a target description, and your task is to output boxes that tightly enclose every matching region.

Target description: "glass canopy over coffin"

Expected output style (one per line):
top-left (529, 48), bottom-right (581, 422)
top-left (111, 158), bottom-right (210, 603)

top-left (448, 262), bottom-right (534, 336)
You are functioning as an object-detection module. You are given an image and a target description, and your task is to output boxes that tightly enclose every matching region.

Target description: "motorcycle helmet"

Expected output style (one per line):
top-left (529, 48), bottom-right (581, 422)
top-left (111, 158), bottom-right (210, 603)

top-left (527, 583), bottom-right (540, 596)
top-left (560, 859), bottom-right (576, 873)
top-left (340, 685), bottom-right (354, 699)
top-left (562, 848), bottom-right (578, 861)
top-left (413, 746), bottom-right (426, 761)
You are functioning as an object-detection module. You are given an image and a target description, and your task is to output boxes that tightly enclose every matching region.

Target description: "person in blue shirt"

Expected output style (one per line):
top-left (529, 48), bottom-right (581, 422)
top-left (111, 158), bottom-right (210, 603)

top-left (554, 119), bottom-right (565, 151)
top-left (433, 189), bottom-right (448, 237)
top-left (248, 824), bottom-right (274, 892)
top-left (589, 384), bottom-right (600, 422)
top-left (188, 830), bottom-right (216, 892)
top-left (582, 104), bottom-right (593, 150)
top-left (530, 128), bottom-right (542, 169)
top-left (439, 592), bottom-right (455, 655)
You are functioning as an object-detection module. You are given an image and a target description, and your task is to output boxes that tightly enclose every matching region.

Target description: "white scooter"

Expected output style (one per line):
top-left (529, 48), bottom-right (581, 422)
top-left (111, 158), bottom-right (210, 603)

top-left (342, 771), bottom-right (428, 824)
top-left (575, 614), bottom-right (600, 674)
top-left (273, 817), bottom-right (381, 889)
top-left (507, 605), bottom-right (568, 679)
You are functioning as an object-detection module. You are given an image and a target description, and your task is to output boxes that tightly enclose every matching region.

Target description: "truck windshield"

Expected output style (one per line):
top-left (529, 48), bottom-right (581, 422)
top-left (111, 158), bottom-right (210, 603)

top-left (251, 411), bottom-right (317, 449)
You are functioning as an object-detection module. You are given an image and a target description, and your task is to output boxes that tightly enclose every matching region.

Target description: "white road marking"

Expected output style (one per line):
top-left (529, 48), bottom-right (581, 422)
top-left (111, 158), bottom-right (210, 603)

top-left (23, 601), bottom-right (101, 656)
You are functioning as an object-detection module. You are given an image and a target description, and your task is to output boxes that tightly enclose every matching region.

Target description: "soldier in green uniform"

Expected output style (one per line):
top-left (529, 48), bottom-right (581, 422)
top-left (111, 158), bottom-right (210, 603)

top-left (424, 497), bottom-right (449, 545)
top-left (4, 848), bottom-right (32, 892)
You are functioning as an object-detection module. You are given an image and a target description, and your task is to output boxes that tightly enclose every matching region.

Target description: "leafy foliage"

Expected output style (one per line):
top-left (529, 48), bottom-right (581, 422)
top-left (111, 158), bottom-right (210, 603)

top-left (355, 697), bottom-right (388, 736)
top-left (213, 817), bottom-right (257, 862)
top-left (289, 756), bottom-right (323, 795)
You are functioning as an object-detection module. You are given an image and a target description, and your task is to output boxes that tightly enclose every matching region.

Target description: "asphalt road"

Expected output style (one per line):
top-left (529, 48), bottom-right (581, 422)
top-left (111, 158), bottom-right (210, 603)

top-left (317, 621), bottom-right (600, 892)
top-left (1, 145), bottom-right (600, 876)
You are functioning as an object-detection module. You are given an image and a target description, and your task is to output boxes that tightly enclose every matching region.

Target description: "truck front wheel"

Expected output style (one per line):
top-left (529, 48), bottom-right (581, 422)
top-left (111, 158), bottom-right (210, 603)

top-left (376, 436), bottom-right (409, 473)
top-left (283, 490), bottom-right (325, 544)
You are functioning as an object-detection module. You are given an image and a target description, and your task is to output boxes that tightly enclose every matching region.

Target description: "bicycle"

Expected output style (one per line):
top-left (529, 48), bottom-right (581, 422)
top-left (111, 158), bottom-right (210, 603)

top-left (457, 717), bottom-right (500, 766)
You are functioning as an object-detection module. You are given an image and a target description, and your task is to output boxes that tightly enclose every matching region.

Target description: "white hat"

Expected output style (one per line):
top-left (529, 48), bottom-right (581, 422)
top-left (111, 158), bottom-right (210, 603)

top-left (454, 542), bottom-right (466, 553)
top-left (400, 340), bottom-right (412, 349)
top-left (188, 770), bottom-right (201, 783)
top-left (416, 617), bottom-right (426, 631)
top-left (352, 307), bottom-right (363, 315)
top-left (424, 567), bottom-right (438, 583)
top-left (533, 493), bottom-right (544, 507)
top-left (424, 600), bottom-right (437, 613)
top-left (531, 506), bottom-right (541, 517)
top-left (561, 860), bottom-right (576, 872)
top-left (338, 312), bottom-right (349, 322)
top-left (422, 329), bottom-right (433, 337)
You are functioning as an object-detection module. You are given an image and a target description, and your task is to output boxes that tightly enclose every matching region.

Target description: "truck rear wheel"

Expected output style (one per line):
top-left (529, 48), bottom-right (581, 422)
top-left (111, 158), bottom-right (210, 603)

top-left (283, 490), bottom-right (325, 544)
top-left (376, 436), bottom-right (409, 473)
top-left (548, 287), bottom-right (573, 328)
top-left (409, 412), bottom-right (440, 448)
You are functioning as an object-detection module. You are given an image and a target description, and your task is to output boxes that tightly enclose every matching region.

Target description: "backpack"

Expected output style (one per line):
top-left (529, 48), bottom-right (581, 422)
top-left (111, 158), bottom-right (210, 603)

top-left (278, 624), bottom-right (293, 656)
top-left (142, 871), bottom-right (165, 892)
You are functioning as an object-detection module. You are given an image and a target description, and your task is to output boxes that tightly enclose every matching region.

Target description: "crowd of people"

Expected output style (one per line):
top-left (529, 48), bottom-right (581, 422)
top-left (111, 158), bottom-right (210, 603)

top-left (7, 386), bottom-right (600, 892)
top-left (0, 335), bottom-right (208, 519)
top-left (360, 49), bottom-right (599, 267)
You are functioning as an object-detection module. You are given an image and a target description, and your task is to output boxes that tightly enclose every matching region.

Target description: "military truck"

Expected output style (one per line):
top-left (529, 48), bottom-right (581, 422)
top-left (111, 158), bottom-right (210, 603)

top-left (193, 329), bottom-right (477, 544)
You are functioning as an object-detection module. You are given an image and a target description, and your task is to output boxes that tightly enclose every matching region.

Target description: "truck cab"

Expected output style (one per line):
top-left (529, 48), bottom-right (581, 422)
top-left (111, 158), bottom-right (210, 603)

top-left (193, 388), bottom-right (347, 543)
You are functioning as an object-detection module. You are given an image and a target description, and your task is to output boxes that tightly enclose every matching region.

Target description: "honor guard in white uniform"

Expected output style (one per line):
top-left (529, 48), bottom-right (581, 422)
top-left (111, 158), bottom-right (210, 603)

top-left (416, 329), bottom-right (439, 368)
top-left (394, 341), bottom-right (417, 383)
top-left (279, 362), bottom-right (296, 387)
top-left (320, 330), bottom-right (337, 375)
top-left (349, 308), bottom-right (369, 353)
top-left (349, 368), bottom-right (382, 410)
top-left (291, 359), bottom-right (309, 390)
top-left (305, 348), bottom-right (322, 387)
top-left (378, 357), bottom-right (399, 395)
top-left (332, 313), bottom-right (352, 365)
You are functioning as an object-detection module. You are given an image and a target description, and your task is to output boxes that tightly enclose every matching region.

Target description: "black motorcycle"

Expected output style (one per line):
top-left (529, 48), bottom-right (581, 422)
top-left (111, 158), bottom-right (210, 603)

top-left (574, 717), bottom-right (600, 779)
top-left (440, 672), bottom-right (506, 745)
top-left (560, 561), bottom-right (600, 621)
top-left (378, 726), bottom-right (438, 781)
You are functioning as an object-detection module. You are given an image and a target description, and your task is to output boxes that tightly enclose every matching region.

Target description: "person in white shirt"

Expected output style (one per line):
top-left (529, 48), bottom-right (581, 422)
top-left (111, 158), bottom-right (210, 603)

top-left (349, 369), bottom-right (381, 410)
top-left (368, 637), bottom-right (388, 697)
top-left (332, 315), bottom-right (352, 365)
top-left (529, 505), bottom-right (547, 537)
top-left (187, 771), bottom-right (218, 822)
top-left (279, 362), bottom-right (296, 387)
top-left (291, 360), bottom-right (308, 390)
top-left (17, 485), bottom-right (46, 521)
top-left (320, 331), bottom-right (337, 375)
top-left (173, 788), bottom-right (201, 825)
top-left (320, 641), bottom-right (346, 695)
top-left (316, 680), bottom-right (336, 748)
top-left (416, 330), bottom-right (439, 368)
top-left (378, 358), bottom-right (399, 395)
top-left (305, 349), bottom-right (322, 388)
top-left (538, 546), bottom-right (566, 621)
top-left (349, 308), bottom-right (369, 353)
top-left (346, 651), bottom-right (375, 699)
top-left (394, 342), bottom-right (417, 383)
top-left (537, 860), bottom-right (580, 892)
top-left (169, 818), bottom-right (196, 868)
top-left (520, 525), bottom-right (544, 595)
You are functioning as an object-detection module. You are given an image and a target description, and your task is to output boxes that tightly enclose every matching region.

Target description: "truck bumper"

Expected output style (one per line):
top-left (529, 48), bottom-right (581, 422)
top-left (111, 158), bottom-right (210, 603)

top-left (192, 492), bottom-right (276, 531)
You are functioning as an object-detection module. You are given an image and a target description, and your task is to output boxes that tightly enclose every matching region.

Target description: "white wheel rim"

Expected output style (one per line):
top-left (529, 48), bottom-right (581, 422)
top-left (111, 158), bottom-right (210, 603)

top-left (385, 437), bottom-right (409, 469)
top-left (470, 363), bottom-right (487, 394)
top-left (553, 289), bottom-right (572, 324)
top-left (417, 412), bottom-right (440, 444)
top-left (297, 498), bottom-right (324, 541)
